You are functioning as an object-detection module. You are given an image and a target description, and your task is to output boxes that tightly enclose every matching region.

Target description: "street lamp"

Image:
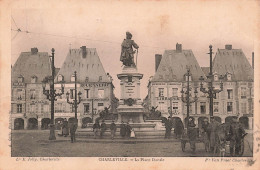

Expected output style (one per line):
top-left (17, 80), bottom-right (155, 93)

top-left (66, 71), bottom-right (82, 121)
top-left (181, 68), bottom-right (198, 127)
top-left (42, 48), bottom-right (64, 140)
top-left (199, 45), bottom-right (224, 117)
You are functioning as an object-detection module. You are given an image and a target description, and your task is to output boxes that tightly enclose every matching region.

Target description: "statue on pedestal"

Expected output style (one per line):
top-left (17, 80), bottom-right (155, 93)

top-left (120, 32), bottom-right (139, 67)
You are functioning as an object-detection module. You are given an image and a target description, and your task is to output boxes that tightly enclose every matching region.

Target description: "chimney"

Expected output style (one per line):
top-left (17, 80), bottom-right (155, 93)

top-left (81, 46), bottom-right (87, 58)
top-left (176, 43), bottom-right (182, 53)
top-left (225, 44), bottom-right (232, 50)
top-left (31, 48), bottom-right (38, 54)
top-left (252, 52), bottom-right (254, 69)
top-left (155, 54), bottom-right (162, 72)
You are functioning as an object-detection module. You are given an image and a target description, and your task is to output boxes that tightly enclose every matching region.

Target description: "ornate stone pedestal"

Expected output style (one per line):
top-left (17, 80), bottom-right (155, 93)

top-left (117, 66), bottom-right (145, 123)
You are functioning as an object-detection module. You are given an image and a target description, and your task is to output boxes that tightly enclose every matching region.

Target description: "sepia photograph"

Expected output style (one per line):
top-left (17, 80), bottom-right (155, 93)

top-left (1, 0), bottom-right (260, 169)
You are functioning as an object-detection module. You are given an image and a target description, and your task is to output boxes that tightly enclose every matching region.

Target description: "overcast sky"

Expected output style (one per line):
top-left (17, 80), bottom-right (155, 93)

top-left (11, 0), bottom-right (258, 99)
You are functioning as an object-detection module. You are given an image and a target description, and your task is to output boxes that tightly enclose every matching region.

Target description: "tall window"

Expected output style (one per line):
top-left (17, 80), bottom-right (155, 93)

top-left (172, 88), bottom-right (178, 97)
top-left (241, 87), bottom-right (247, 99)
top-left (200, 102), bottom-right (206, 114)
top-left (17, 89), bottom-right (22, 100)
top-left (159, 88), bottom-right (164, 97)
top-left (213, 102), bottom-right (219, 113)
top-left (158, 102), bottom-right (166, 112)
top-left (227, 89), bottom-right (233, 99)
top-left (227, 74), bottom-right (232, 81)
top-left (241, 103), bottom-right (247, 114)
top-left (85, 77), bottom-right (89, 82)
top-left (227, 102), bottom-right (233, 113)
top-left (172, 102), bottom-right (178, 114)
top-left (84, 103), bottom-right (90, 113)
top-left (98, 89), bottom-right (104, 98)
top-left (30, 89), bottom-right (36, 99)
top-left (214, 75), bottom-right (218, 81)
top-left (55, 103), bottom-right (63, 112)
top-left (128, 76), bottom-right (132, 82)
top-left (85, 89), bottom-right (90, 98)
top-left (17, 104), bottom-right (22, 113)
top-left (30, 104), bottom-right (36, 113)
top-left (99, 76), bottom-right (102, 81)
top-left (43, 104), bottom-right (49, 112)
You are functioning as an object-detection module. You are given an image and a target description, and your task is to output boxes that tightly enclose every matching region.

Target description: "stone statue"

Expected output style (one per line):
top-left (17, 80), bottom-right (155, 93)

top-left (120, 32), bottom-right (139, 67)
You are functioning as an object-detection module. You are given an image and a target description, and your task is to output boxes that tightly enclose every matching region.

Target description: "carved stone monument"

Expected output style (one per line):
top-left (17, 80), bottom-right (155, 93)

top-left (117, 66), bottom-right (145, 123)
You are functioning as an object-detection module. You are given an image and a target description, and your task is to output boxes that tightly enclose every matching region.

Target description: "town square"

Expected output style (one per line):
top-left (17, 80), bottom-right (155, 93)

top-left (8, 0), bottom-right (256, 160)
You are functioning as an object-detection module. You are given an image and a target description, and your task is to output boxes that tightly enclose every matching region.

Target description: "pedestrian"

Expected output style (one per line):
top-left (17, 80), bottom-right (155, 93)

top-left (164, 116), bottom-right (173, 139)
top-left (93, 120), bottom-right (100, 139)
top-left (175, 119), bottom-right (184, 139)
top-left (100, 120), bottom-right (107, 138)
top-left (120, 121), bottom-right (126, 138)
top-left (70, 122), bottom-right (77, 143)
top-left (62, 118), bottom-right (69, 137)
top-left (126, 122), bottom-right (132, 138)
top-left (201, 118), bottom-right (210, 152)
top-left (130, 128), bottom-right (136, 138)
top-left (110, 120), bottom-right (117, 140)
top-left (229, 117), bottom-right (246, 156)
top-left (208, 116), bottom-right (220, 153)
top-left (187, 117), bottom-right (197, 152)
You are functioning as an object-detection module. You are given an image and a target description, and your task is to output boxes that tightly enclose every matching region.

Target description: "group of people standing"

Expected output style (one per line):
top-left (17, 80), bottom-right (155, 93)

top-left (92, 120), bottom-right (135, 139)
top-left (59, 118), bottom-right (78, 143)
top-left (201, 116), bottom-right (246, 156)
top-left (164, 117), bottom-right (184, 139)
top-left (92, 120), bottom-right (118, 139)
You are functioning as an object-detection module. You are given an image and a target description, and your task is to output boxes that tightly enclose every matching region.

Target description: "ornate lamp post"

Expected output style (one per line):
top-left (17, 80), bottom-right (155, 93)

top-left (199, 45), bottom-right (224, 117)
top-left (181, 68), bottom-right (198, 127)
top-left (66, 71), bottom-right (82, 121)
top-left (42, 48), bottom-right (64, 140)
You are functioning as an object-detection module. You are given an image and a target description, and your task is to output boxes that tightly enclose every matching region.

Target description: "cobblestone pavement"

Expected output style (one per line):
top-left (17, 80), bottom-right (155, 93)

top-left (11, 130), bottom-right (253, 157)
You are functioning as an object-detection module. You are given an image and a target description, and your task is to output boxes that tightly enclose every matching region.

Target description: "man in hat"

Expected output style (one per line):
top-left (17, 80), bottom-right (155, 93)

top-left (100, 120), bottom-right (107, 139)
top-left (120, 32), bottom-right (139, 67)
top-left (229, 117), bottom-right (246, 156)
top-left (187, 117), bottom-right (197, 152)
top-left (92, 120), bottom-right (100, 139)
top-left (125, 122), bottom-right (132, 138)
top-left (201, 118), bottom-right (210, 152)
top-left (120, 121), bottom-right (126, 138)
top-left (164, 116), bottom-right (173, 139)
top-left (70, 122), bottom-right (77, 143)
top-left (208, 116), bottom-right (220, 152)
top-left (110, 120), bottom-right (117, 140)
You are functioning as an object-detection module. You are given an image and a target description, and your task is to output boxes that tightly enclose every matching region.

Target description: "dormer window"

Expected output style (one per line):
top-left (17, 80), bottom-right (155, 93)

top-left (227, 73), bottom-right (232, 81)
top-left (58, 75), bottom-right (64, 82)
top-left (31, 76), bottom-right (37, 83)
top-left (85, 77), bottom-right (89, 82)
top-left (18, 75), bottom-right (24, 83)
top-left (214, 74), bottom-right (218, 81)
top-left (71, 74), bottom-right (75, 82)
top-left (99, 76), bottom-right (102, 81)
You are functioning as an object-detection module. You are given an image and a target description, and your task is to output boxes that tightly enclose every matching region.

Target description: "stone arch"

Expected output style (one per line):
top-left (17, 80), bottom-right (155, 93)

top-left (198, 116), bottom-right (208, 129)
top-left (184, 116), bottom-right (195, 128)
top-left (225, 116), bottom-right (238, 124)
top-left (213, 116), bottom-right (222, 123)
top-left (14, 118), bottom-right (24, 130)
top-left (28, 118), bottom-right (38, 130)
top-left (55, 118), bottom-right (64, 130)
top-left (239, 116), bottom-right (249, 129)
top-left (41, 118), bottom-right (51, 129)
top-left (82, 117), bottom-right (92, 128)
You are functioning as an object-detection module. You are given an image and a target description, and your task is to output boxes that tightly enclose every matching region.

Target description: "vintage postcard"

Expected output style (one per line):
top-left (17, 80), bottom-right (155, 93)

top-left (0, 0), bottom-right (260, 169)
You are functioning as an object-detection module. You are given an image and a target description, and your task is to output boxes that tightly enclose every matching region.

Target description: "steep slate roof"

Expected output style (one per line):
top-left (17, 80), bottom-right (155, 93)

top-left (151, 49), bottom-right (205, 82)
top-left (56, 47), bottom-right (110, 83)
top-left (11, 50), bottom-right (51, 83)
top-left (201, 67), bottom-right (210, 76)
top-left (213, 48), bottom-right (254, 81)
